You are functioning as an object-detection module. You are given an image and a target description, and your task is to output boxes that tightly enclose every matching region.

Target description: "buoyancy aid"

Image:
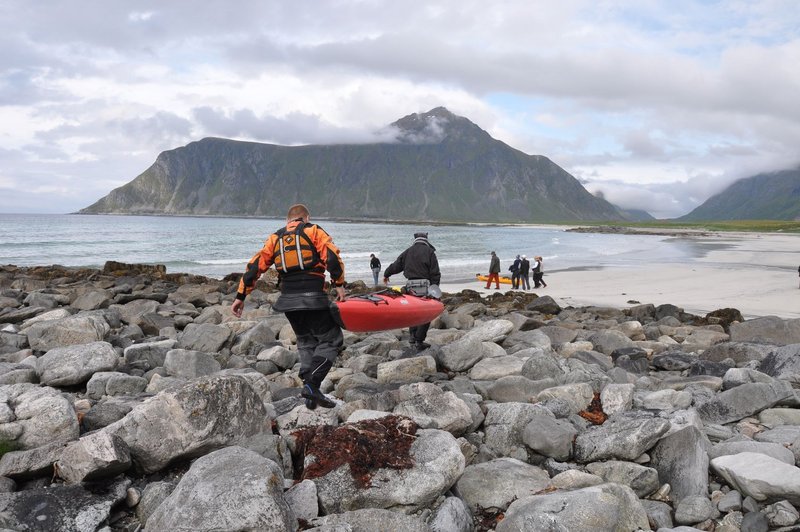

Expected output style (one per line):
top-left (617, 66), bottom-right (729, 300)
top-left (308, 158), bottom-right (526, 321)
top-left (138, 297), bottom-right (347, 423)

top-left (273, 222), bottom-right (322, 275)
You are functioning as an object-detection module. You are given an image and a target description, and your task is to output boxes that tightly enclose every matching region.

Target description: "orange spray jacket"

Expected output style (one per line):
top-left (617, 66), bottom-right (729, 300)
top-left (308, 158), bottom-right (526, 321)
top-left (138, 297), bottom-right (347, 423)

top-left (236, 220), bottom-right (345, 301)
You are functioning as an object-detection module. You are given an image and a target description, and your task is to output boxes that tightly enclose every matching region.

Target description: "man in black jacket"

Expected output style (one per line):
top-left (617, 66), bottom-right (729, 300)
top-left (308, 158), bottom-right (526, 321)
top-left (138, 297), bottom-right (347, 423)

top-left (383, 232), bottom-right (441, 351)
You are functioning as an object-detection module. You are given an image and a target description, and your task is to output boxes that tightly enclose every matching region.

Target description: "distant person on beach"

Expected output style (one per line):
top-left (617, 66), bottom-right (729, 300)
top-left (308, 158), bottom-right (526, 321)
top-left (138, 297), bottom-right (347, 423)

top-left (519, 255), bottom-right (530, 290)
top-left (532, 255), bottom-right (547, 288)
top-left (369, 253), bottom-right (381, 286)
top-left (231, 203), bottom-right (345, 409)
top-left (510, 254), bottom-right (521, 289)
top-left (383, 232), bottom-right (441, 351)
top-left (486, 251), bottom-right (501, 289)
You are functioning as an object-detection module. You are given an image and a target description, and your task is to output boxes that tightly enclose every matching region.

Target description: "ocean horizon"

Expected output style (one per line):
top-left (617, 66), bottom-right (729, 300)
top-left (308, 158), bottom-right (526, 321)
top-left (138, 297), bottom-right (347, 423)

top-left (0, 213), bottom-right (712, 285)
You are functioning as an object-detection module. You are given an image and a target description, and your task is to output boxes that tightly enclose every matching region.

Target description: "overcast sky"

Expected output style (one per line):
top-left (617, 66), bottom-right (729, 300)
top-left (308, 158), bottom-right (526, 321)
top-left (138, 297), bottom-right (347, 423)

top-left (1, 1), bottom-right (799, 218)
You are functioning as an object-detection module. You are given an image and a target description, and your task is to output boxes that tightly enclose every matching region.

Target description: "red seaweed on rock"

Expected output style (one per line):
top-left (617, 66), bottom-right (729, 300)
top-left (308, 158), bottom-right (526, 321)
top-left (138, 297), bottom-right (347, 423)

top-left (578, 392), bottom-right (608, 425)
top-left (292, 415), bottom-right (418, 489)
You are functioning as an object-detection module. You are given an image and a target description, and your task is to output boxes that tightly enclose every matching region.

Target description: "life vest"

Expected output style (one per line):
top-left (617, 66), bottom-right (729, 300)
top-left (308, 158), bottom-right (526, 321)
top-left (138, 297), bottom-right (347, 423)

top-left (273, 222), bottom-right (321, 274)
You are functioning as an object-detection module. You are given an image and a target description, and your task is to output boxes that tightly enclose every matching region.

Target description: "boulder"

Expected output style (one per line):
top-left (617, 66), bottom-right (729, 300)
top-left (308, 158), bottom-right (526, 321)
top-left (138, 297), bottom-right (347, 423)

top-left (701, 341), bottom-right (774, 365)
top-left (392, 383), bottom-right (473, 436)
top-left (429, 496), bottom-right (473, 532)
top-left (55, 431), bottom-right (131, 483)
top-left (487, 376), bottom-right (558, 403)
top-left (0, 480), bottom-right (129, 530)
top-left (146, 446), bottom-right (297, 532)
top-left (377, 356), bottom-right (436, 384)
top-left (0, 384), bottom-right (79, 450)
top-left (574, 415), bottom-right (670, 463)
top-left (585, 460), bottom-right (660, 497)
top-left (164, 349), bottom-right (222, 379)
top-left (86, 372), bottom-right (147, 400)
top-left (496, 483), bottom-right (649, 532)
top-left (308, 508), bottom-right (430, 532)
top-left (25, 314), bottom-right (109, 352)
top-left (525, 295), bottom-right (561, 314)
top-left (483, 402), bottom-right (554, 457)
top-left (36, 341), bottom-right (118, 386)
top-left (0, 440), bottom-right (66, 480)
top-left (257, 345), bottom-right (298, 370)
top-left (711, 452), bottom-right (800, 505)
top-left (303, 420), bottom-right (464, 513)
top-left (708, 440), bottom-right (795, 465)
top-left (521, 414), bottom-right (578, 461)
top-left (697, 381), bottom-right (793, 425)
top-left (649, 426), bottom-right (709, 503)
top-left (111, 299), bottom-right (160, 326)
top-left (71, 289), bottom-right (112, 311)
top-left (468, 355), bottom-right (525, 380)
top-left (589, 330), bottom-right (636, 355)
top-left (104, 374), bottom-right (274, 473)
top-left (456, 457), bottom-right (550, 512)
top-left (177, 323), bottom-right (233, 352)
top-left (123, 338), bottom-right (177, 370)
top-left (730, 317), bottom-right (800, 345)
top-left (759, 344), bottom-right (800, 380)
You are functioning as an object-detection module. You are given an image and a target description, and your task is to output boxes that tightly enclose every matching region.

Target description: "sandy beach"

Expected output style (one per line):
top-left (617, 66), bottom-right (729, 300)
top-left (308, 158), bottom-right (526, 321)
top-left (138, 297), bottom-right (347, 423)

top-left (441, 231), bottom-right (800, 320)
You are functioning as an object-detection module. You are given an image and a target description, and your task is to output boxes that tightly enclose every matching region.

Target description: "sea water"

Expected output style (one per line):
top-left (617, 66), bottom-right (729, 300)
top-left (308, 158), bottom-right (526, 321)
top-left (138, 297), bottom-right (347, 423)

top-left (0, 213), bottom-right (706, 284)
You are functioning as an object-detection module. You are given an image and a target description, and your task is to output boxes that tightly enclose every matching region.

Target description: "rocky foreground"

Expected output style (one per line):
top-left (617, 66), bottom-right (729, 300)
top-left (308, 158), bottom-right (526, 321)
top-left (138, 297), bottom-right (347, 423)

top-left (1, 263), bottom-right (800, 531)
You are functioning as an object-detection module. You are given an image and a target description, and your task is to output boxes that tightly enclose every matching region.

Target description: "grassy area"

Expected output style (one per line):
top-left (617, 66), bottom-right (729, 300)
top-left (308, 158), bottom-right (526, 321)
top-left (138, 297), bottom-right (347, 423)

top-left (573, 220), bottom-right (800, 233)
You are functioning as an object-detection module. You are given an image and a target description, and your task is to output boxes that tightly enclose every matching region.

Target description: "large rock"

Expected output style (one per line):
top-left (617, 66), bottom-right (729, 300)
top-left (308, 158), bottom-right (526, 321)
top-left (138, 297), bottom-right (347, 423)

top-left (697, 381), bottom-right (793, 424)
top-left (305, 421), bottom-right (464, 514)
top-left (123, 338), bottom-right (177, 370)
top-left (164, 349), bottom-right (222, 378)
top-left (456, 457), bottom-right (550, 512)
top-left (0, 477), bottom-right (129, 532)
top-left (759, 344), bottom-right (800, 380)
top-left (177, 323), bottom-right (233, 352)
top-left (711, 452), bottom-right (800, 505)
top-left (377, 356), bottom-right (436, 384)
top-left (71, 289), bottom-right (112, 311)
top-left (0, 440), bottom-right (66, 480)
top-left (496, 483), bottom-right (649, 532)
top-left (147, 446), bottom-right (296, 532)
top-left (468, 355), bottom-right (525, 380)
top-left (585, 460), bottom-right (660, 497)
top-left (522, 413), bottom-right (578, 461)
top-left (37, 341), bottom-right (118, 386)
top-left (649, 426), bottom-right (709, 503)
top-left (709, 440), bottom-right (795, 465)
top-left (589, 330), bottom-right (636, 355)
top-left (701, 341), bottom-right (774, 365)
top-left (730, 316), bottom-right (800, 345)
top-left (55, 431), bottom-right (131, 483)
top-left (392, 383), bottom-right (473, 436)
top-left (483, 402), bottom-right (554, 458)
top-left (104, 374), bottom-right (274, 473)
top-left (86, 371), bottom-right (147, 399)
top-left (574, 415), bottom-right (670, 463)
top-left (308, 508), bottom-right (430, 531)
top-left (429, 496), bottom-right (472, 532)
top-left (0, 384), bottom-right (79, 450)
top-left (24, 314), bottom-right (109, 352)
top-left (437, 320), bottom-right (514, 372)
top-left (111, 299), bottom-right (160, 326)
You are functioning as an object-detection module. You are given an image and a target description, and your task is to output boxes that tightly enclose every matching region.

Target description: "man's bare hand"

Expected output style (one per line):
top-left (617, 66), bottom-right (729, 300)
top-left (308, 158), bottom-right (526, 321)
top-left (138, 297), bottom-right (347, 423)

top-left (231, 299), bottom-right (244, 318)
top-left (335, 286), bottom-right (346, 302)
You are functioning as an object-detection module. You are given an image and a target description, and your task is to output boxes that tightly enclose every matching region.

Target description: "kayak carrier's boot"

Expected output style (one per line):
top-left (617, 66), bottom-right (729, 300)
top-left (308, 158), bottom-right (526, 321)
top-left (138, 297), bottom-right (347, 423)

top-left (301, 383), bottom-right (335, 409)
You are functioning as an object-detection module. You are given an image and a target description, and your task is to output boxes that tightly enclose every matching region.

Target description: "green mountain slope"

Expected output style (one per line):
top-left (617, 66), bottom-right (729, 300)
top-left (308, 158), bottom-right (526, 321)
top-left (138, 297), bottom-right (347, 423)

top-left (679, 168), bottom-right (800, 221)
top-left (80, 107), bottom-right (630, 223)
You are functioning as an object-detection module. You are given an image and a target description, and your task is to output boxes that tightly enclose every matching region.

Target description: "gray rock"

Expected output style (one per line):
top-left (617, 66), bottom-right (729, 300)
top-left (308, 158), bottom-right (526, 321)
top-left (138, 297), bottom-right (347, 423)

top-left (469, 355), bottom-right (525, 380)
top-left (730, 317), bottom-right (800, 346)
top-left (285, 479), bottom-right (318, 522)
top-left (110, 298), bottom-right (160, 326)
top-left (536, 325), bottom-right (579, 346)
top-left (718, 489), bottom-right (742, 512)
top-left (741, 511), bottom-right (769, 532)
top-left (71, 289), bottom-right (112, 311)
top-left (701, 342), bottom-right (774, 365)
top-left (722, 367), bottom-right (774, 389)
top-left (36, 341), bottom-right (118, 386)
top-left (525, 295), bottom-right (561, 314)
top-left (0, 306), bottom-right (48, 325)
top-left (487, 375), bottom-right (558, 403)
top-left (429, 496), bottom-right (472, 532)
top-left (0, 440), bottom-right (66, 480)
top-left (502, 329), bottom-right (552, 351)
top-left (522, 414), bottom-right (578, 461)
top-left (0, 362), bottom-right (36, 385)
top-left (520, 349), bottom-right (564, 381)
top-left (759, 344), bottom-right (800, 380)
top-left (136, 480), bottom-right (176, 526)
top-left (313, 428), bottom-right (464, 514)
top-left (590, 330), bottom-right (636, 355)
top-left (104, 374), bottom-right (274, 474)
top-left (764, 499), bottom-right (799, 527)
top-left (653, 352), bottom-right (697, 371)
top-left (82, 397), bottom-right (134, 431)
top-left (457, 457), bottom-right (550, 512)
top-left (309, 508), bottom-right (430, 532)
top-left (697, 381), bottom-right (793, 424)
top-left (257, 345), bottom-right (298, 370)
top-left (164, 349), bottom-right (222, 378)
top-left (377, 356), bottom-right (436, 384)
top-left (343, 354), bottom-right (384, 378)
top-left (711, 452), bottom-right (800, 505)
top-left (0, 477), bottom-right (129, 532)
top-left (55, 431), bottom-right (131, 483)
top-left (25, 314), bottom-right (109, 352)
top-left (0, 384), bottom-right (79, 449)
top-left (496, 482), bottom-right (649, 532)
top-left (123, 338), bottom-right (176, 370)
top-left (177, 322), bottom-right (233, 352)
top-left (536, 382), bottom-right (594, 414)
top-left (230, 320), bottom-right (276, 357)
top-left (484, 402), bottom-right (553, 457)
top-left (87, 371), bottom-right (147, 399)
top-left (674, 495), bottom-right (717, 525)
top-left (641, 500), bottom-right (674, 529)
top-left (709, 440), bottom-right (795, 465)
top-left (147, 446), bottom-right (297, 532)
top-left (585, 460), bottom-right (660, 497)
top-left (574, 415), bottom-right (670, 463)
top-left (600, 383), bottom-right (635, 415)
top-left (392, 383), bottom-right (473, 436)
top-left (650, 426), bottom-right (709, 504)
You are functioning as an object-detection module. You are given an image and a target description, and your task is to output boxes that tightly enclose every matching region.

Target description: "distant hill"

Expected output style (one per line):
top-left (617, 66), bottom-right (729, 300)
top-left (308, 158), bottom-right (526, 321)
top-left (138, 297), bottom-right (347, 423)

top-left (614, 207), bottom-right (656, 222)
top-left (80, 107), bottom-right (632, 223)
top-left (679, 167), bottom-right (800, 221)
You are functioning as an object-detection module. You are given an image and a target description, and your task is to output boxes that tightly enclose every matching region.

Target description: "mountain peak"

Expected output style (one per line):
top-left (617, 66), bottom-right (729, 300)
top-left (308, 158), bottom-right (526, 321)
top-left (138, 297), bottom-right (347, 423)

top-left (390, 107), bottom-right (491, 144)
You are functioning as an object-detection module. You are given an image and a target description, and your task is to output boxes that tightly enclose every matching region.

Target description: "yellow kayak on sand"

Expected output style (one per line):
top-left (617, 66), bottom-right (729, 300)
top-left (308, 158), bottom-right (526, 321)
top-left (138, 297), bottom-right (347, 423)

top-left (475, 274), bottom-right (513, 285)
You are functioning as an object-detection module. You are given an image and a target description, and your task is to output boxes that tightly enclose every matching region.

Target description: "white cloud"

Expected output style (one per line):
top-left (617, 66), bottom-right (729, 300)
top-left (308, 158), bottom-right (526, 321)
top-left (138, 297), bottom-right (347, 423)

top-left (0, 0), bottom-right (799, 215)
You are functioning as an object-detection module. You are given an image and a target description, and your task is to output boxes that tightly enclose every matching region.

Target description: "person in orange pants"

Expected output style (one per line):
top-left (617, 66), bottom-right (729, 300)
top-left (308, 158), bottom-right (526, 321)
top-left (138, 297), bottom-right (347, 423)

top-left (485, 251), bottom-right (501, 289)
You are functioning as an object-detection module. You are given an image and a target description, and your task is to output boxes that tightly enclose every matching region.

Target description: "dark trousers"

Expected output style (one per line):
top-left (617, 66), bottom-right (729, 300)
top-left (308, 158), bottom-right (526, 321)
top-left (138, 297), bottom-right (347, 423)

top-left (520, 273), bottom-right (530, 290)
top-left (511, 271), bottom-right (520, 289)
top-left (285, 309), bottom-right (343, 387)
top-left (533, 272), bottom-right (546, 287)
top-left (409, 322), bottom-right (431, 345)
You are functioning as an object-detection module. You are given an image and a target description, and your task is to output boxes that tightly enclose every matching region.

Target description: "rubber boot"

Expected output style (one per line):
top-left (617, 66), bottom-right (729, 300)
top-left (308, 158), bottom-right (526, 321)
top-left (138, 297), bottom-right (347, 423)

top-left (301, 383), bottom-right (335, 409)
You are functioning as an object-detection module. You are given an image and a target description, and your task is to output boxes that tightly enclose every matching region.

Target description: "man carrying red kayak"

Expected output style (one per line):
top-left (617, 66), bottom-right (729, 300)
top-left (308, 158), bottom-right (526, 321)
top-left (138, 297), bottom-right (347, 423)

top-left (231, 203), bottom-right (345, 409)
top-left (383, 231), bottom-right (441, 351)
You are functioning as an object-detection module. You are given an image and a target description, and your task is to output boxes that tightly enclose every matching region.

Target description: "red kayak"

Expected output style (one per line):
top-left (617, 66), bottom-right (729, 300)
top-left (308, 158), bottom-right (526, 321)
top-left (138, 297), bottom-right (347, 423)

top-left (331, 291), bottom-right (444, 332)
